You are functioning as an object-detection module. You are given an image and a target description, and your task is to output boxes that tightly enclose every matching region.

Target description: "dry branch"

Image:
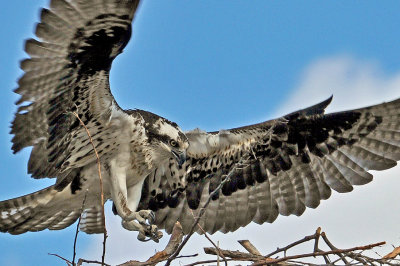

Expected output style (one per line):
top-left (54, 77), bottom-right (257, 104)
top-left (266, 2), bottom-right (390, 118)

top-left (49, 253), bottom-right (73, 265)
top-left (73, 191), bottom-right (88, 265)
top-left (204, 247), bottom-right (264, 261)
top-left (384, 246), bottom-right (400, 259)
top-left (73, 112), bottom-right (107, 265)
top-left (252, 241), bottom-right (385, 266)
top-left (164, 158), bottom-right (246, 266)
top-left (193, 213), bottom-right (228, 266)
top-left (77, 259), bottom-right (111, 266)
top-left (238, 240), bottom-right (262, 256)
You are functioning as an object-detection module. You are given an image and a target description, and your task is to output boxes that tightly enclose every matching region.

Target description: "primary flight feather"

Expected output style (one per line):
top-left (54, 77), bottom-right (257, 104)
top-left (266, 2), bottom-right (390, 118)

top-left (0, 0), bottom-right (399, 242)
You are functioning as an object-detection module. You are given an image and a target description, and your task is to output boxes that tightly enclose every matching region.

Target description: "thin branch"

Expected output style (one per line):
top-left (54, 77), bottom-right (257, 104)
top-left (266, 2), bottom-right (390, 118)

top-left (192, 210), bottom-right (228, 266)
top-left (185, 258), bottom-right (236, 266)
top-left (184, 258), bottom-right (235, 266)
top-left (72, 112), bottom-right (107, 265)
top-left (252, 241), bottom-right (386, 266)
top-left (320, 231), bottom-right (348, 264)
top-left (49, 253), bottom-right (73, 266)
top-left (164, 158), bottom-right (245, 266)
top-left (175, 254), bottom-right (199, 259)
top-left (312, 227), bottom-right (321, 254)
top-left (73, 190), bottom-right (88, 266)
top-left (264, 227), bottom-right (322, 258)
top-left (77, 259), bottom-right (111, 266)
top-left (204, 247), bottom-right (264, 261)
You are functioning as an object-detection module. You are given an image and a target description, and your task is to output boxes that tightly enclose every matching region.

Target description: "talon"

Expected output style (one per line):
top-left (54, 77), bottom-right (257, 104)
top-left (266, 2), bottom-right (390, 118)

top-left (145, 225), bottom-right (163, 243)
top-left (137, 231), bottom-right (148, 242)
top-left (121, 211), bottom-right (163, 242)
top-left (138, 210), bottom-right (155, 224)
top-left (147, 211), bottom-right (156, 224)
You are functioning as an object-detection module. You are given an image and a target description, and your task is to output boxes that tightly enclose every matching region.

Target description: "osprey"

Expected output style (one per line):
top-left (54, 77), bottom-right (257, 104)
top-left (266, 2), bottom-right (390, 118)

top-left (0, 0), bottom-right (399, 243)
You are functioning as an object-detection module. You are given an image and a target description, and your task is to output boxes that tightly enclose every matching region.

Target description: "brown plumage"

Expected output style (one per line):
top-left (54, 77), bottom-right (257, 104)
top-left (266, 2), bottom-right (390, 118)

top-left (0, 0), bottom-right (399, 243)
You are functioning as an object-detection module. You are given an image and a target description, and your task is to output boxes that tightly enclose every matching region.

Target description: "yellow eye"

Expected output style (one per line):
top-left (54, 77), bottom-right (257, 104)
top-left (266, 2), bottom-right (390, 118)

top-left (170, 140), bottom-right (178, 147)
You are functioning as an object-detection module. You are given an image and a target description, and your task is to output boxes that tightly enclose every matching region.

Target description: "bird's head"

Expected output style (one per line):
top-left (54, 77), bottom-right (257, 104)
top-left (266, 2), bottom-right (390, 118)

top-left (135, 110), bottom-right (189, 165)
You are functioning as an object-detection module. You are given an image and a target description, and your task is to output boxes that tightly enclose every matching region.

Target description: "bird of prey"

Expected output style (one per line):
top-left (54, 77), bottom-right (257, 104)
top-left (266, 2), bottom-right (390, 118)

top-left (1, 0), bottom-right (399, 242)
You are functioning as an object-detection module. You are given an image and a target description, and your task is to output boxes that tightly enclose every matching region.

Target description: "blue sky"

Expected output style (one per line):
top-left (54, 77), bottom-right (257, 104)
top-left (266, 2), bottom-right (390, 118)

top-left (0, 1), bottom-right (400, 265)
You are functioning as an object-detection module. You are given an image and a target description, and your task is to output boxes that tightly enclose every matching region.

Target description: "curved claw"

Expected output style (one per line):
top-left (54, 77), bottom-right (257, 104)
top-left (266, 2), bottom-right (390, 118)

top-left (137, 210), bottom-right (155, 225)
top-left (122, 214), bottom-right (163, 243)
top-left (136, 224), bottom-right (163, 242)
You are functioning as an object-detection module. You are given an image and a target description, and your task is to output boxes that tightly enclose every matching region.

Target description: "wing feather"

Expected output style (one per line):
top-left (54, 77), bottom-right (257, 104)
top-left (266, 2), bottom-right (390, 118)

top-left (138, 97), bottom-right (400, 234)
top-left (12, 0), bottom-right (141, 180)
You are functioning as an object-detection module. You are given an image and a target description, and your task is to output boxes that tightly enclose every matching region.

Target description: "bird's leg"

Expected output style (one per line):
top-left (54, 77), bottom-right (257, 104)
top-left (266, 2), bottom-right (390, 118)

top-left (108, 160), bottom-right (162, 242)
top-left (108, 161), bottom-right (136, 220)
top-left (122, 182), bottom-right (163, 242)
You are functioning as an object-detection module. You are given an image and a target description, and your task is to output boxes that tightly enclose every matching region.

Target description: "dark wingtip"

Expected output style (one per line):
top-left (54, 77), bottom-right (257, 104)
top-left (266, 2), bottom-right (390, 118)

top-left (284, 95), bottom-right (334, 120)
top-left (306, 95), bottom-right (333, 115)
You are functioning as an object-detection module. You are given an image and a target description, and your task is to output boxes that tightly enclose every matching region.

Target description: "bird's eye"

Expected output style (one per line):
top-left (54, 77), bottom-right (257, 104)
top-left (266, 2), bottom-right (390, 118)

top-left (169, 140), bottom-right (178, 147)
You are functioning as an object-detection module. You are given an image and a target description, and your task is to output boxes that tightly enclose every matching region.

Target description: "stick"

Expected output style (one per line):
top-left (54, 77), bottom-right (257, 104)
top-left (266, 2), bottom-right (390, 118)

top-left (252, 241), bottom-right (386, 266)
top-left (238, 240), bottom-right (262, 256)
top-left (73, 190), bottom-right (88, 265)
top-left (77, 259), bottom-right (111, 266)
top-left (204, 247), bottom-right (264, 261)
top-left (192, 211), bottom-right (228, 266)
top-left (164, 158), bottom-right (243, 266)
top-left (264, 228), bottom-right (322, 258)
top-left (49, 253), bottom-right (73, 266)
top-left (320, 231), bottom-right (348, 264)
top-left (73, 112), bottom-right (107, 265)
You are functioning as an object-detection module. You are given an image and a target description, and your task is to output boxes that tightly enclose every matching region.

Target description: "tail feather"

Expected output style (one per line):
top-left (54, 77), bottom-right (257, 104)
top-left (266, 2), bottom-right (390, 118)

top-left (48, 211), bottom-right (81, 231)
top-left (79, 206), bottom-right (104, 234)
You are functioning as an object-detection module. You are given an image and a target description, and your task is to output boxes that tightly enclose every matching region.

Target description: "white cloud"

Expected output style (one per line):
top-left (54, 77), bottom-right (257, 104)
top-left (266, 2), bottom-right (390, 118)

top-left (83, 55), bottom-right (400, 265)
top-left (277, 55), bottom-right (400, 115)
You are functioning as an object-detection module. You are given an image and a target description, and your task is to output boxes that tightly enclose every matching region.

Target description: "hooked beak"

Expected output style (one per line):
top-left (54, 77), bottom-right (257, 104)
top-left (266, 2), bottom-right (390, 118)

top-left (172, 150), bottom-right (186, 166)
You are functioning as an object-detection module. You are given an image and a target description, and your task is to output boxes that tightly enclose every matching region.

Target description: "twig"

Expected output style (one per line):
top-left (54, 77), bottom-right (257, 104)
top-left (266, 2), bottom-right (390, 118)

top-left (192, 210), bottom-right (228, 266)
top-left (164, 158), bottom-right (245, 266)
top-left (320, 231), bottom-right (348, 264)
top-left (49, 253), bottom-right (73, 266)
top-left (217, 241), bottom-right (220, 266)
top-left (252, 241), bottom-right (386, 266)
top-left (312, 227), bottom-right (321, 254)
top-left (265, 227), bottom-right (322, 258)
top-left (175, 254), bottom-right (199, 259)
top-left (73, 112), bottom-right (107, 265)
top-left (204, 247), bottom-right (264, 261)
top-left (184, 258), bottom-right (235, 266)
top-left (77, 259), bottom-right (111, 266)
top-left (73, 190), bottom-right (88, 266)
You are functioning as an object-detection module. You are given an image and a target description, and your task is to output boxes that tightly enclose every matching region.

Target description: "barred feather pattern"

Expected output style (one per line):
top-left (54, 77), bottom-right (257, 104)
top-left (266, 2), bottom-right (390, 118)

top-left (0, 186), bottom-right (83, 234)
top-left (11, 0), bottom-right (140, 179)
top-left (138, 98), bottom-right (400, 234)
top-left (0, 165), bottom-right (111, 235)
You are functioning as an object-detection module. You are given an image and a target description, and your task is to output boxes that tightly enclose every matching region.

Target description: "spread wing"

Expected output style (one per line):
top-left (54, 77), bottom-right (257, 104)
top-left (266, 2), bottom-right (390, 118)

top-left (138, 96), bottom-right (400, 234)
top-left (11, 0), bottom-right (140, 179)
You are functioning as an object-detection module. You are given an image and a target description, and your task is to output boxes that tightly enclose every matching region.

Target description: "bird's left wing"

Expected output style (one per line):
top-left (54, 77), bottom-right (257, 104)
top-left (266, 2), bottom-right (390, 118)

top-left (138, 97), bottom-right (400, 234)
top-left (11, 0), bottom-right (140, 179)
